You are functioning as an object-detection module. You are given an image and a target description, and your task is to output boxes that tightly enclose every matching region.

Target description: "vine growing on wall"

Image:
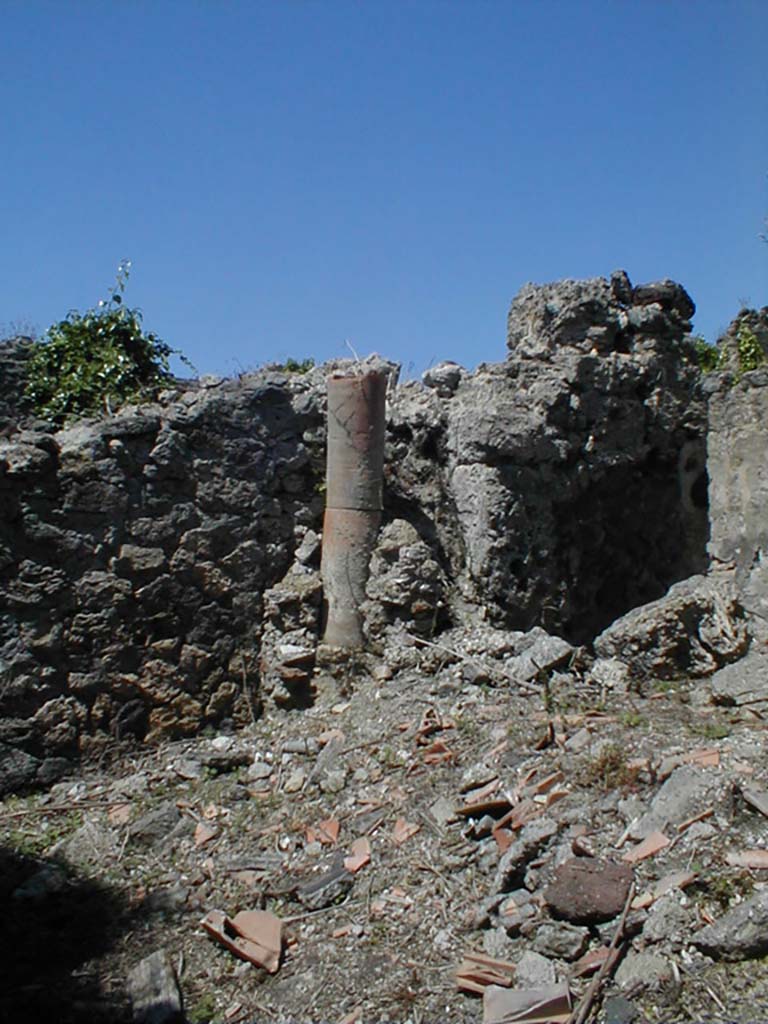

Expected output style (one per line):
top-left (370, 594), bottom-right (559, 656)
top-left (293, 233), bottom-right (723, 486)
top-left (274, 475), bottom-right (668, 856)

top-left (24, 260), bottom-right (190, 423)
top-left (692, 317), bottom-right (767, 380)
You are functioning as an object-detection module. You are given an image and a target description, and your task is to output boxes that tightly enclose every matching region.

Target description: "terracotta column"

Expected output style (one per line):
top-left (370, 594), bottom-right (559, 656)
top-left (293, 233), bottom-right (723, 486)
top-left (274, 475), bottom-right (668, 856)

top-left (321, 370), bottom-right (386, 647)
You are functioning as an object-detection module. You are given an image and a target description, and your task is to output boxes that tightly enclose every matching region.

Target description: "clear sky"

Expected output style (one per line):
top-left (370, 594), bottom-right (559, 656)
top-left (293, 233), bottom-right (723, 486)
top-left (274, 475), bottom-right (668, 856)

top-left (1, 0), bottom-right (766, 378)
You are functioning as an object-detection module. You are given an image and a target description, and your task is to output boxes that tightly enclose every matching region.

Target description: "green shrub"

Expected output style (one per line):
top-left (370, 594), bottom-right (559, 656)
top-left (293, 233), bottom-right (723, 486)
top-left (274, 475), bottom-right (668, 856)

top-left (692, 335), bottom-right (723, 373)
top-left (24, 260), bottom-right (185, 423)
top-left (735, 320), bottom-right (766, 374)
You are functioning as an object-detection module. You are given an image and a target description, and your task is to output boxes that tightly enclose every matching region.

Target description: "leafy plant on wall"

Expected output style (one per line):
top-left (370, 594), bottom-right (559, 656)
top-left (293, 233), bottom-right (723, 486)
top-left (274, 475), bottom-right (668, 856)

top-left (24, 260), bottom-right (189, 423)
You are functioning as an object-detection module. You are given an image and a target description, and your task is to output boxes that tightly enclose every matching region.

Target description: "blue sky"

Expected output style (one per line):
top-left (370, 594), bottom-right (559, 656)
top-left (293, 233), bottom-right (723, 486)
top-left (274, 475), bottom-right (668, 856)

top-left (1, 0), bottom-right (766, 378)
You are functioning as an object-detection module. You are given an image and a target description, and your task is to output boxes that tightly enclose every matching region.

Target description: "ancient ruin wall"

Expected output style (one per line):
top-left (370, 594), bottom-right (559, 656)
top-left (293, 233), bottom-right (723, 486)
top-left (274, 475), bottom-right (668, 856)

top-left (0, 370), bottom-right (326, 792)
top-left (0, 271), bottom-right (715, 790)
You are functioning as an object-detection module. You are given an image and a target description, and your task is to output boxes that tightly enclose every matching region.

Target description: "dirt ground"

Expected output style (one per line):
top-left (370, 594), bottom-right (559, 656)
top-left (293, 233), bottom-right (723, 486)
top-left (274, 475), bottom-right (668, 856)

top-left (1, 630), bottom-right (767, 1024)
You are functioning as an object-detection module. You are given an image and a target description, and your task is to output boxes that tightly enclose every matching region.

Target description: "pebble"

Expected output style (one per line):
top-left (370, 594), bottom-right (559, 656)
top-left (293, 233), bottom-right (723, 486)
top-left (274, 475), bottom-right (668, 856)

top-left (515, 950), bottom-right (556, 988)
top-left (283, 769), bottom-right (306, 793)
top-left (532, 920), bottom-right (590, 961)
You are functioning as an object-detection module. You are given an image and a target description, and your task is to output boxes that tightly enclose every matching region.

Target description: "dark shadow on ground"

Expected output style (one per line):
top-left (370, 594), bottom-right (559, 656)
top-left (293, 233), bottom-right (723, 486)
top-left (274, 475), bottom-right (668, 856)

top-left (0, 845), bottom-right (134, 1024)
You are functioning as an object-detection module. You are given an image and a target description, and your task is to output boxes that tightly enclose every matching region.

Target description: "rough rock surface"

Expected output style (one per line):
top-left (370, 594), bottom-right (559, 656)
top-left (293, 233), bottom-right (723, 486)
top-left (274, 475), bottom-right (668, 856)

top-left (388, 272), bottom-right (707, 642)
top-left (594, 570), bottom-right (748, 681)
top-left (693, 891), bottom-right (768, 961)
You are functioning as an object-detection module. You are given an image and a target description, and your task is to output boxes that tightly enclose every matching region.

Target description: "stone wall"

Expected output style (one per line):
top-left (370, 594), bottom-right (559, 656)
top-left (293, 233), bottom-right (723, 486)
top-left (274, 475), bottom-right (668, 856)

top-left (0, 270), bottom-right (715, 790)
top-left (706, 360), bottom-right (768, 635)
top-left (386, 272), bottom-right (707, 642)
top-left (0, 369), bottom-right (326, 791)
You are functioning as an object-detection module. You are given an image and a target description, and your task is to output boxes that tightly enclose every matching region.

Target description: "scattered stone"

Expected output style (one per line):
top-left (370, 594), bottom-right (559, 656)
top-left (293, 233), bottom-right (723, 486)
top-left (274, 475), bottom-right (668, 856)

top-left (428, 795), bottom-right (456, 828)
top-left (614, 951), bottom-right (674, 992)
top-left (494, 817), bottom-right (558, 892)
top-left (482, 927), bottom-right (512, 960)
top-left (129, 803), bottom-right (182, 846)
top-left (594, 573), bottom-right (747, 681)
top-left (248, 761), bottom-right (274, 781)
top-left (603, 994), bottom-right (640, 1024)
top-left (642, 894), bottom-right (692, 947)
top-left (12, 863), bottom-right (68, 902)
top-left (173, 758), bottom-right (202, 780)
top-left (630, 766), bottom-right (720, 840)
top-left (532, 921), bottom-right (590, 961)
top-left (514, 950), bottom-right (556, 988)
top-left (544, 858), bottom-right (633, 924)
top-left (55, 819), bottom-right (118, 869)
top-left (283, 769), bottom-right (306, 793)
top-left (710, 649), bottom-right (768, 708)
top-left (126, 949), bottom-right (184, 1024)
top-left (199, 748), bottom-right (252, 774)
top-left (505, 629), bottom-right (574, 683)
top-left (296, 857), bottom-right (354, 911)
top-left (319, 767), bottom-right (347, 794)
top-left (692, 891), bottom-right (768, 961)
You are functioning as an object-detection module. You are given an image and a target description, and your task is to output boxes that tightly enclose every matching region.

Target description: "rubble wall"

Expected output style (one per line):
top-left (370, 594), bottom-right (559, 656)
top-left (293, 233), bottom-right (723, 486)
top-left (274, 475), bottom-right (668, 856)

top-left (707, 369), bottom-right (768, 568)
top-left (0, 270), bottom-right (714, 789)
top-left (0, 368), bottom-right (325, 791)
top-left (386, 272), bottom-right (708, 642)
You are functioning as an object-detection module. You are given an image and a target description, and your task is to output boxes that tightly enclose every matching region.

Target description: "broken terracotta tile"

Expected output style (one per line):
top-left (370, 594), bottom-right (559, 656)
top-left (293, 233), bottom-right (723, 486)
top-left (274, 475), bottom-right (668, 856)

top-left (457, 797), bottom-right (513, 819)
top-left (195, 822), bottom-right (218, 847)
top-left (544, 788), bottom-right (569, 809)
top-left (725, 849), bottom-right (768, 869)
top-left (570, 946), bottom-right (611, 978)
top-left (621, 830), bottom-right (670, 864)
top-left (687, 747), bottom-right (720, 769)
top-left (455, 952), bottom-right (516, 994)
top-left (463, 777), bottom-right (501, 804)
top-left (528, 770), bottom-right (565, 796)
top-left (316, 818), bottom-right (340, 845)
top-left (200, 908), bottom-right (283, 973)
top-left (108, 802), bottom-right (132, 826)
top-left (492, 799), bottom-right (541, 832)
top-left (344, 837), bottom-right (371, 873)
top-left (317, 728), bottom-right (345, 746)
top-left (658, 746), bottom-right (721, 782)
top-left (392, 818), bottom-right (420, 844)
top-left (483, 981), bottom-right (572, 1024)
top-left (337, 1006), bottom-right (363, 1024)
top-left (422, 739), bottom-right (456, 764)
top-left (494, 828), bottom-right (514, 853)
top-left (632, 869), bottom-right (698, 910)
top-left (415, 707), bottom-right (453, 743)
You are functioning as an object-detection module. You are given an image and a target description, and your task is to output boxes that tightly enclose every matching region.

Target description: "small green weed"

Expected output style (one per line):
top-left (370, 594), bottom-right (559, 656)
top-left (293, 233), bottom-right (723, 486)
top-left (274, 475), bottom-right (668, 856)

top-left (692, 871), bottom-right (754, 910)
top-left (620, 711), bottom-right (647, 728)
top-left (188, 993), bottom-right (218, 1024)
top-left (690, 720), bottom-right (731, 741)
top-left (578, 744), bottom-right (640, 792)
top-left (276, 357), bottom-right (315, 374)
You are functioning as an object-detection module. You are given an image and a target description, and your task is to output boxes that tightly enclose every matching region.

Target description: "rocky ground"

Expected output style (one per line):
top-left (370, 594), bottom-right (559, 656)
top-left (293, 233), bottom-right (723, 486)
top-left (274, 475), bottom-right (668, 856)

top-left (2, 621), bottom-right (767, 1024)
